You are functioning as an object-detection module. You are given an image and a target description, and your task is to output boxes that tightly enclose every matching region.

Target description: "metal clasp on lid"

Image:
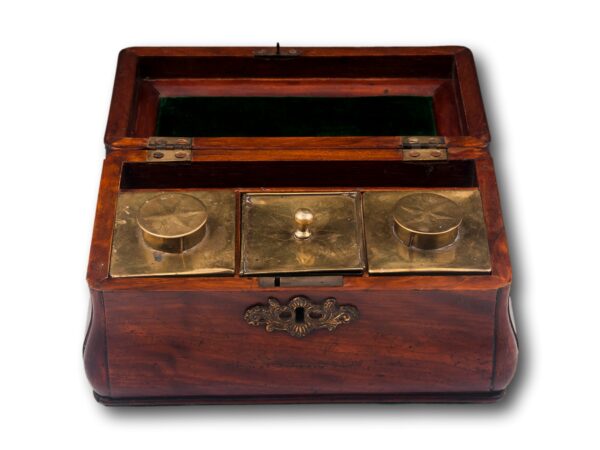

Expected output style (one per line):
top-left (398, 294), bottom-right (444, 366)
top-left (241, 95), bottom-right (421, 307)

top-left (253, 42), bottom-right (301, 59)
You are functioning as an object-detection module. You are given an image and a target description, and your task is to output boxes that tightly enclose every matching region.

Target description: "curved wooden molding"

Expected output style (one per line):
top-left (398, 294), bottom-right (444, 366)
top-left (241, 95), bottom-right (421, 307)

top-left (83, 290), bottom-right (111, 397)
top-left (492, 287), bottom-right (518, 391)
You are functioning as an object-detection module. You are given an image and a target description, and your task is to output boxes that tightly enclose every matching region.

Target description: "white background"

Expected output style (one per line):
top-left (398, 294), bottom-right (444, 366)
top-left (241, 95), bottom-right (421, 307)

top-left (1, 1), bottom-right (598, 448)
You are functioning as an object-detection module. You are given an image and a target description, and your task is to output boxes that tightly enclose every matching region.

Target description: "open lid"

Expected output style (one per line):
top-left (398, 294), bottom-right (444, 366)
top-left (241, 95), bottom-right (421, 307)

top-left (105, 46), bottom-right (489, 152)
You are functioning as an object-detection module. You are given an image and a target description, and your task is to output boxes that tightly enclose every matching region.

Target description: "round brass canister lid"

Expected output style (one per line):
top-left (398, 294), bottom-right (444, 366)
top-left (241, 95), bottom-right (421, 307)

top-left (393, 193), bottom-right (462, 250)
top-left (137, 193), bottom-right (208, 253)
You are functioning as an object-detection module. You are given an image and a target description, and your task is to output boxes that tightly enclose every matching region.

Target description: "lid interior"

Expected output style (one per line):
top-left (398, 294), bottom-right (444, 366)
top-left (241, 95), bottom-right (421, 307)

top-left (156, 96), bottom-right (436, 137)
top-left (106, 47), bottom-right (488, 146)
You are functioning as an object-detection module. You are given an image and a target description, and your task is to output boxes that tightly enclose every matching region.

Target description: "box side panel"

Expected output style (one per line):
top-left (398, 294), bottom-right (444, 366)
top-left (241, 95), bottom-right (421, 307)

top-left (103, 289), bottom-right (496, 398)
top-left (492, 286), bottom-right (518, 390)
top-left (83, 289), bottom-right (110, 396)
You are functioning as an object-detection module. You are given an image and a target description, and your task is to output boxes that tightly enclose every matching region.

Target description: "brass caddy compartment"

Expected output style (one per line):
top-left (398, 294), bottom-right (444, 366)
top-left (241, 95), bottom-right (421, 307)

top-left (109, 188), bottom-right (490, 278)
top-left (241, 192), bottom-right (365, 275)
top-left (363, 190), bottom-right (491, 274)
top-left (109, 190), bottom-right (236, 277)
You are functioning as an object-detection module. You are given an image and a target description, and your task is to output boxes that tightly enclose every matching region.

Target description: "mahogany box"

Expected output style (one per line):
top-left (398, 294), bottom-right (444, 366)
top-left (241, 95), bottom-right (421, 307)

top-left (84, 46), bottom-right (518, 405)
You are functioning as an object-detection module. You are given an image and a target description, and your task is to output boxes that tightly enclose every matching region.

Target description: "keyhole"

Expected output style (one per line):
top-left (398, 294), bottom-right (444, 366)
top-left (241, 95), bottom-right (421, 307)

top-left (294, 307), bottom-right (305, 324)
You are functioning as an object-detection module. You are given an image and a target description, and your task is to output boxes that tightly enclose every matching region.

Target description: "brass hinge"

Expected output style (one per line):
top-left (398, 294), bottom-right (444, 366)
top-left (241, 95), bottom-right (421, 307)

top-left (148, 136), bottom-right (192, 150)
top-left (147, 137), bottom-right (192, 161)
top-left (401, 136), bottom-right (447, 161)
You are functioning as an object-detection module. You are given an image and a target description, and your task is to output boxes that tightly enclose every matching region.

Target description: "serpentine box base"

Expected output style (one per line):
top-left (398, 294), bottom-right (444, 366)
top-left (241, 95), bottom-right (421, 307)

top-left (84, 284), bottom-right (517, 404)
top-left (84, 46), bottom-right (518, 405)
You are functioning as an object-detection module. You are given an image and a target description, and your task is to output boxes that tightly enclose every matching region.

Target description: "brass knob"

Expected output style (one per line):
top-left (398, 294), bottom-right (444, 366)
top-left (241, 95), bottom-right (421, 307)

top-left (294, 208), bottom-right (314, 240)
top-left (137, 193), bottom-right (208, 253)
top-left (393, 193), bottom-right (462, 250)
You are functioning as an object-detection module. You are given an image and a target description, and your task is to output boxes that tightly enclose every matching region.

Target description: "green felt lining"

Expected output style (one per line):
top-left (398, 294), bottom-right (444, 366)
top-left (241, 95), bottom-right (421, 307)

top-left (156, 96), bottom-right (436, 137)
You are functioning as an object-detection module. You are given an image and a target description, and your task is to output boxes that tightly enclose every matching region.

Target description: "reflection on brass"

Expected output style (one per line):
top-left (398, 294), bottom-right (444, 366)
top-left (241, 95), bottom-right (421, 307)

top-left (364, 190), bottom-right (491, 274)
top-left (241, 192), bottom-right (365, 275)
top-left (293, 208), bottom-right (314, 240)
top-left (148, 136), bottom-right (193, 150)
top-left (402, 136), bottom-right (447, 148)
top-left (244, 296), bottom-right (358, 338)
top-left (402, 148), bottom-right (448, 161)
top-left (110, 190), bottom-right (235, 277)
top-left (146, 148), bottom-right (192, 162)
top-left (138, 193), bottom-right (208, 253)
top-left (393, 193), bottom-right (462, 250)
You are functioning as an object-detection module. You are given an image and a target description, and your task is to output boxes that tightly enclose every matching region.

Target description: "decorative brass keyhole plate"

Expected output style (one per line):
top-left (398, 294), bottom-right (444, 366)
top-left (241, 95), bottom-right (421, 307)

top-left (244, 296), bottom-right (359, 338)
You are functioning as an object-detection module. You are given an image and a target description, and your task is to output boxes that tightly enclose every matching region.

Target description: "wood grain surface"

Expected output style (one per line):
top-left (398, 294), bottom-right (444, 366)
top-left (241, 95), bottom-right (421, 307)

top-left (85, 46), bottom-right (517, 404)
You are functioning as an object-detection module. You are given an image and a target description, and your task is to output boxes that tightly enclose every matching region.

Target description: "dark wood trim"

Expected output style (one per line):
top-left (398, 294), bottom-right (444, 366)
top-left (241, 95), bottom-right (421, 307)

top-left (432, 80), bottom-right (464, 136)
top-left (104, 49), bottom-right (138, 148)
top-left (131, 80), bottom-right (159, 137)
top-left (122, 46), bottom-right (475, 58)
top-left (149, 77), bottom-right (444, 97)
top-left (94, 390), bottom-right (505, 406)
top-left (454, 47), bottom-right (490, 141)
top-left (475, 156), bottom-right (511, 282)
top-left (110, 135), bottom-right (489, 151)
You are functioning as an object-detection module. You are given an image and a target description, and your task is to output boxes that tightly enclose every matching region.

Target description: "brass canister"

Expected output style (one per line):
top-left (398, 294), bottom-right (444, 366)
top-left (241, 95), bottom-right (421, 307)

top-left (392, 192), bottom-right (462, 250)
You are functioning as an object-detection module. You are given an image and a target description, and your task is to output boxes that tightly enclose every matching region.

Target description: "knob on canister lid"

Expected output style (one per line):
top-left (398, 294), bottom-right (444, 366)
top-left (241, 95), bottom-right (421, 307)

top-left (294, 208), bottom-right (314, 240)
top-left (393, 193), bottom-right (462, 250)
top-left (137, 193), bottom-right (208, 253)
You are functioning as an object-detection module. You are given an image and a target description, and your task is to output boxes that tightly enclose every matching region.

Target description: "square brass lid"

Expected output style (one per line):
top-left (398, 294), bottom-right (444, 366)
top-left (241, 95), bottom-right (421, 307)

top-left (110, 190), bottom-right (236, 277)
top-left (241, 192), bottom-right (365, 275)
top-left (363, 189), bottom-right (491, 274)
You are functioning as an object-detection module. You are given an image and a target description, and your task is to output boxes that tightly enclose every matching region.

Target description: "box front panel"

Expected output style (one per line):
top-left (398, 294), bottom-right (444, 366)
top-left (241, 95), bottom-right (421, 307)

top-left (103, 289), bottom-right (495, 398)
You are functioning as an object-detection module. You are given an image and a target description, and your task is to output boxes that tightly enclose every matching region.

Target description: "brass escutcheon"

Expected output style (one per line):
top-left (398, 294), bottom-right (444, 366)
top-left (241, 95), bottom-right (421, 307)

top-left (244, 296), bottom-right (359, 338)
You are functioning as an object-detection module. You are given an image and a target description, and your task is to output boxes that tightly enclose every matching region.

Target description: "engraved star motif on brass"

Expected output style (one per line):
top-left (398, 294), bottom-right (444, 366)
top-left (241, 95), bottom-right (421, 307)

top-left (394, 193), bottom-right (462, 233)
top-left (138, 193), bottom-right (208, 238)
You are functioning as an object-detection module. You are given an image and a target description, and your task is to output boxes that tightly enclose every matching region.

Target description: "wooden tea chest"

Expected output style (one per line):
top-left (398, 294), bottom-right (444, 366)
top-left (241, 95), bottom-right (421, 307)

top-left (84, 46), bottom-right (518, 405)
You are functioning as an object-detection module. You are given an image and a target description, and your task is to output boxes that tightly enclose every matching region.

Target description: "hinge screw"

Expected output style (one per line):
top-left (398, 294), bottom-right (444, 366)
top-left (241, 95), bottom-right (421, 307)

top-left (409, 150), bottom-right (421, 158)
top-left (431, 150), bottom-right (442, 158)
top-left (175, 151), bottom-right (187, 159)
top-left (152, 152), bottom-right (164, 159)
